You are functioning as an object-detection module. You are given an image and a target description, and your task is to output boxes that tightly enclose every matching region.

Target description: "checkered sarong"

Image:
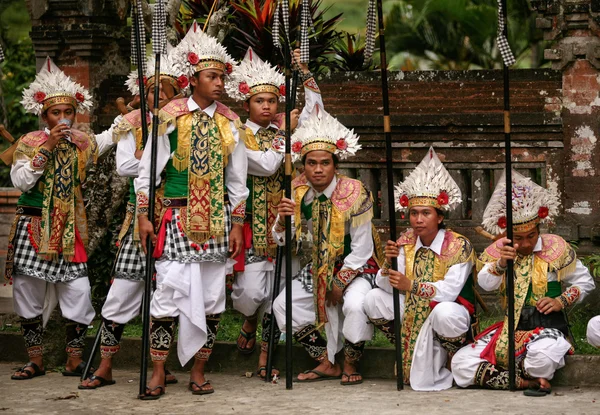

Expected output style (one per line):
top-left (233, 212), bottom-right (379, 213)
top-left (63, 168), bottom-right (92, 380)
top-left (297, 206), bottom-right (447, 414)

top-left (0, 44), bottom-right (4, 63)
top-left (12, 216), bottom-right (87, 283)
top-left (294, 262), bottom-right (376, 294)
top-left (114, 225), bottom-right (145, 281)
top-left (159, 206), bottom-right (231, 263)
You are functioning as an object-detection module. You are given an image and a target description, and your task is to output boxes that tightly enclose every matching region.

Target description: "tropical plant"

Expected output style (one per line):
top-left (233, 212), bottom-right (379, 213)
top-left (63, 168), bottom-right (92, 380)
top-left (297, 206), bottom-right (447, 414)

top-left (328, 31), bottom-right (376, 72)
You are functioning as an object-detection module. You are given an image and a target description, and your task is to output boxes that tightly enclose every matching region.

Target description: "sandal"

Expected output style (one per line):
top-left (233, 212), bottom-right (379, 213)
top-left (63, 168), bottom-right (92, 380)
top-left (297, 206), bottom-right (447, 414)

top-left (523, 384), bottom-right (552, 397)
top-left (139, 385), bottom-right (165, 400)
top-left (78, 374), bottom-right (116, 390)
top-left (188, 380), bottom-right (214, 395)
top-left (340, 372), bottom-right (363, 386)
top-left (62, 361), bottom-right (95, 378)
top-left (256, 366), bottom-right (279, 380)
top-left (165, 368), bottom-right (178, 385)
top-left (296, 369), bottom-right (342, 383)
top-left (236, 328), bottom-right (256, 355)
top-left (11, 362), bottom-right (46, 380)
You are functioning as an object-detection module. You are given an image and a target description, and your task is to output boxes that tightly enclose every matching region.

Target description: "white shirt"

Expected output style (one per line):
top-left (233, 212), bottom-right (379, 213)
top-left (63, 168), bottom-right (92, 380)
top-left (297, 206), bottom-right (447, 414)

top-left (134, 97), bottom-right (248, 210)
top-left (478, 236), bottom-right (595, 303)
top-left (375, 229), bottom-right (474, 303)
top-left (115, 113), bottom-right (153, 178)
top-left (272, 175), bottom-right (374, 272)
top-left (11, 115), bottom-right (122, 193)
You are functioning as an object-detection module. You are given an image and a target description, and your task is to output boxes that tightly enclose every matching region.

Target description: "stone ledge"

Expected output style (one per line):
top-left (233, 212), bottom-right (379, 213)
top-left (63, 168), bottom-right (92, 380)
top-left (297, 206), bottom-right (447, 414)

top-left (0, 331), bottom-right (597, 386)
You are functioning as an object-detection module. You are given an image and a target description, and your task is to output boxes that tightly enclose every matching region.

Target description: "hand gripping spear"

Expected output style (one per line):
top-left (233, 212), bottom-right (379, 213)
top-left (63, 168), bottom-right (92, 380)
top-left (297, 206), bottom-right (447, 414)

top-left (372, 0), bottom-right (404, 390)
top-left (497, 0), bottom-right (517, 392)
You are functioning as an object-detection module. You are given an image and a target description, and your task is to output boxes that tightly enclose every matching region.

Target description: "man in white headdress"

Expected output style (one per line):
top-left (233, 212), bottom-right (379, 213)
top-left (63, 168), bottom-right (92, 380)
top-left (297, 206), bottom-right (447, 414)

top-left (272, 108), bottom-right (383, 385)
top-left (135, 24), bottom-right (247, 398)
top-left (8, 58), bottom-right (119, 380)
top-left (452, 171), bottom-right (595, 395)
top-left (363, 147), bottom-right (476, 391)
top-left (225, 46), bottom-right (323, 379)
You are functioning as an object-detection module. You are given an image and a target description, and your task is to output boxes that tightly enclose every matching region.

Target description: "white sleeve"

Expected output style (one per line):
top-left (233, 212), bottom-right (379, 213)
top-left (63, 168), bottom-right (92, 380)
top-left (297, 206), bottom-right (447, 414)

top-left (225, 121), bottom-right (249, 211)
top-left (246, 148), bottom-right (283, 177)
top-left (298, 83), bottom-right (324, 127)
top-left (478, 263), bottom-right (504, 292)
top-left (430, 261), bottom-right (474, 302)
top-left (10, 158), bottom-right (43, 193)
top-left (133, 125), bottom-right (172, 199)
top-left (563, 259), bottom-right (596, 303)
top-left (342, 220), bottom-right (374, 271)
top-left (375, 247), bottom-right (407, 294)
top-left (94, 115), bottom-right (123, 157)
top-left (116, 130), bottom-right (139, 177)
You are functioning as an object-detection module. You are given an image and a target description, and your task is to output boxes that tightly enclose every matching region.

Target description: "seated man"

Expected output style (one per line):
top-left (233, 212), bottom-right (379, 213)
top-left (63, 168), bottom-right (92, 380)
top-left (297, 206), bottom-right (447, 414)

top-left (452, 171), bottom-right (595, 395)
top-left (364, 147), bottom-right (476, 391)
top-left (272, 108), bottom-right (382, 385)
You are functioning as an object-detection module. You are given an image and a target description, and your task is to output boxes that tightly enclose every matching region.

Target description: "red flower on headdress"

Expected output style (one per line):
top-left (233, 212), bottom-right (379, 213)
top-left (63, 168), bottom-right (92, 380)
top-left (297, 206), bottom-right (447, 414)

top-left (399, 194), bottom-right (409, 207)
top-left (239, 82), bottom-right (250, 94)
top-left (497, 216), bottom-right (507, 229)
top-left (75, 92), bottom-right (85, 103)
top-left (137, 76), bottom-right (148, 86)
top-left (538, 206), bottom-right (549, 219)
top-left (437, 191), bottom-right (449, 206)
top-left (336, 139), bottom-right (347, 151)
top-left (292, 141), bottom-right (302, 153)
top-left (177, 75), bottom-right (189, 90)
top-left (279, 84), bottom-right (286, 96)
top-left (188, 52), bottom-right (200, 65)
top-left (34, 91), bottom-right (46, 103)
top-left (225, 62), bottom-right (233, 74)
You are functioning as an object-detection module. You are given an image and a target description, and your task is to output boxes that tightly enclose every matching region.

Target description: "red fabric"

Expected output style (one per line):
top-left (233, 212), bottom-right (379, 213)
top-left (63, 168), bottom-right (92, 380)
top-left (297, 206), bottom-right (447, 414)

top-left (477, 321), bottom-right (504, 365)
top-left (429, 296), bottom-right (475, 316)
top-left (153, 209), bottom-right (172, 259)
top-left (233, 222), bottom-right (251, 272)
top-left (73, 228), bottom-right (88, 263)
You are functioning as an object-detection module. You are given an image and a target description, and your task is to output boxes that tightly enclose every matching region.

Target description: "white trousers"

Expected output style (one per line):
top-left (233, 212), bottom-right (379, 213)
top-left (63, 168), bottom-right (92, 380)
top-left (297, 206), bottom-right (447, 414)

top-left (587, 316), bottom-right (600, 348)
top-left (101, 279), bottom-right (144, 324)
top-left (273, 278), bottom-right (374, 364)
top-left (150, 260), bottom-right (226, 366)
top-left (452, 329), bottom-right (571, 387)
top-left (364, 288), bottom-right (470, 391)
top-left (12, 273), bottom-right (95, 325)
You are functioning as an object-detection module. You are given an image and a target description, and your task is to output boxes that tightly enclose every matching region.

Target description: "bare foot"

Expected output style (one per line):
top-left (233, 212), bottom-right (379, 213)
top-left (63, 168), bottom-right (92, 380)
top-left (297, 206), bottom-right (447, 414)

top-left (64, 356), bottom-right (84, 374)
top-left (522, 377), bottom-right (551, 391)
top-left (236, 317), bottom-right (258, 353)
top-left (341, 360), bottom-right (362, 384)
top-left (297, 360), bottom-right (341, 381)
top-left (257, 349), bottom-right (279, 379)
top-left (189, 359), bottom-right (213, 393)
top-left (144, 364), bottom-right (166, 397)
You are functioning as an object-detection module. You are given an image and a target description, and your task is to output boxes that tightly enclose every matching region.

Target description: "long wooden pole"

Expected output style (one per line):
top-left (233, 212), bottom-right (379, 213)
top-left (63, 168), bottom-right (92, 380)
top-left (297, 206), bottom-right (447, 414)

top-left (375, 0), bottom-right (403, 390)
top-left (500, 0), bottom-right (516, 392)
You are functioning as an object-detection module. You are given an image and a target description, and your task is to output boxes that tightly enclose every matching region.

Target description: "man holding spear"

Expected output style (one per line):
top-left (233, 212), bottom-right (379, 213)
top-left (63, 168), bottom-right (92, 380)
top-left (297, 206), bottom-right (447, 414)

top-left (135, 24), bottom-right (247, 398)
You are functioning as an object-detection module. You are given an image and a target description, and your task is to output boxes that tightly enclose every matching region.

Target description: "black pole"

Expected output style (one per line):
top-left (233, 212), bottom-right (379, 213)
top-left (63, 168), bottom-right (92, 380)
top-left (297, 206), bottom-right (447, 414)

top-left (500, 0), bottom-right (516, 393)
top-left (81, 324), bottom-right (102, 381)
top-left (375, 0), bottom-right (403, 390)
top-left (131, 0), bottom-right (152, 398)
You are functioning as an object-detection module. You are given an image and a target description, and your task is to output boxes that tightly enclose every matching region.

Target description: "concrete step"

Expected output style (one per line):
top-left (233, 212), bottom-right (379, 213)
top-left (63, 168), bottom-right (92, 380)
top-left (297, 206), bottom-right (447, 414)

top-left (0, 332), bottom-right (598, 386)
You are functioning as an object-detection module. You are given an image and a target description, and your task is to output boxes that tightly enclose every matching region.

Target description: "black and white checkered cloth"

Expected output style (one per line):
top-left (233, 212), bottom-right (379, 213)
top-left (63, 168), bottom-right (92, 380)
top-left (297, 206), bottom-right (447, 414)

top-left (131, 0), bottom-right (147, 73)
top-left (273, 1), bottom-right (281, 50)
top-left (152, 0), bottom-right (167, 55)
top-left (363, 0), bottom-right (377, 67)
top-left (300, 0), bottom-right (310, 64)
top-left (114, 226), bottom-right (145, 281)
top-left (159, 206), bottom-right (232, 263)
top-left (12, 216), bottom-right (88, 283)
top-left (0, 44), bottom-right (4, 63)
top-left (294, 262), bottom-right (377, 294)
top-left (496, 0), bottom-right (516, 67)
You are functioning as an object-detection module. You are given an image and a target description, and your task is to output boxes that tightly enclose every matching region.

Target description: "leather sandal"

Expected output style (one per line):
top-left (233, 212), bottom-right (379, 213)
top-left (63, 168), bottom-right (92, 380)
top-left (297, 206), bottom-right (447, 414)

top-left (11, 362), bottom-right (46, 380)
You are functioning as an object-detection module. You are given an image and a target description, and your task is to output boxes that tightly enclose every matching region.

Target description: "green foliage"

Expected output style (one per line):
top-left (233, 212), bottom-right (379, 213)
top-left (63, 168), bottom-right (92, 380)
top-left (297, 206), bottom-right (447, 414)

top-left (329, 31), bottom-right (376, 72)
top-left (580, 253), bottom-right (600, 279)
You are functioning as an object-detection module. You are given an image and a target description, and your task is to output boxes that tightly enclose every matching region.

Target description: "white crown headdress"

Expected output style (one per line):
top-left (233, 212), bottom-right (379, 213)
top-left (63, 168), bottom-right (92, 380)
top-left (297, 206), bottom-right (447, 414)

top-left (225, 47), bottom-right (285, 102)
top-left (21, 57), bottom-right (93, 116)
top-left (124, 45), bottom-right (185, 96)
top-left (169, 21), bottom-right (235, 93)
top-left (394, 147), bottom-right (462, 212)
top-left (290, 106), bottom-right (361, 162)
top-left (482, 169), bottom-right (560, 235)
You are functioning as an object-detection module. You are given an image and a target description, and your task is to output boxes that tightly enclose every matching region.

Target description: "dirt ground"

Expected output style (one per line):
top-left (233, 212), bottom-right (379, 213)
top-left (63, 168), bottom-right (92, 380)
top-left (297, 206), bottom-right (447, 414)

top-left (0, 363), bottom-right (598, 414)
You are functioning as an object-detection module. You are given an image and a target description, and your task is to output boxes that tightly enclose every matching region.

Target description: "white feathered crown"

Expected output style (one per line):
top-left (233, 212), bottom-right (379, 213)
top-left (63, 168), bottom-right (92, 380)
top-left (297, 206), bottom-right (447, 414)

top-left (482, 169), bottom-right (560, 235)
top-left (225, 47), bottom-right (285, 102)
top-left (291, 106), bottom-right (361, 162)
top-left (21, 57), bottom-right (93, 116)
top-left (169, 21), bottom-right (235, 93)
top-left (394, 147), bottom-right (462, 212)
top-left (124, 44), bottom-right (185, 96)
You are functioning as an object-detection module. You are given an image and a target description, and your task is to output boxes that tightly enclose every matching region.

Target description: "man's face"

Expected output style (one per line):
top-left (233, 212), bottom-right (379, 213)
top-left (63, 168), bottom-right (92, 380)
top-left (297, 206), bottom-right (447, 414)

top-left (146, 83), bottom-right (168, 111)
top-left (513, 227), bottom-right (540, 256)
top-left (303, 150), bottom-right (336, 192)
top-left (243, 92), bottom-right (278, 127)
top-left (42, 104), bottom-right (75, 129)
top-left (409, 206), bottom-right (442, 242)
top-left (190, 69), bottom-right (225, 102)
